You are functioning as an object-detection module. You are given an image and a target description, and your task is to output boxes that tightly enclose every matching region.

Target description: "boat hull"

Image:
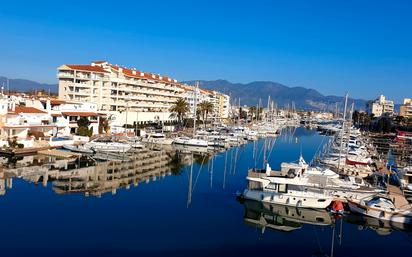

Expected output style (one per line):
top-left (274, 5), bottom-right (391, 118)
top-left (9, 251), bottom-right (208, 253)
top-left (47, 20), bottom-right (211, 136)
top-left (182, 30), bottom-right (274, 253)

top-left (347, 200), bottom-right (412, 224)
top-left (243, 189), bottom-right (333, 209)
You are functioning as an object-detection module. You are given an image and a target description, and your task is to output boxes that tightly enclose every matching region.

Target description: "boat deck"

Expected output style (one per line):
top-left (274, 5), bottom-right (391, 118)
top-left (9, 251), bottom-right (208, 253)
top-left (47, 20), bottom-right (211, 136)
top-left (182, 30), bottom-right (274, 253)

top-left (38, 149), bottom-right (81, 158)
top-left (387, 185), bottom-right (411, 209)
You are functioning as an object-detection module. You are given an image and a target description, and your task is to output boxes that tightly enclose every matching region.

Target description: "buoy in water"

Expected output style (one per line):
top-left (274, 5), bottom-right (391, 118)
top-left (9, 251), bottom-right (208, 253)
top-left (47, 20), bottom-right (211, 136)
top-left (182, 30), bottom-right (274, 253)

top-left (331, 200), bottom-right (344, 214)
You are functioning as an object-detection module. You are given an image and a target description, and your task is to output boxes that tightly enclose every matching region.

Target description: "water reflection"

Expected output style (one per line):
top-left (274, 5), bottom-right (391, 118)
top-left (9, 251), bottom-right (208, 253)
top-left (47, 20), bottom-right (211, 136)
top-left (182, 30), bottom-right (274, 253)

top-left (0, 127), bottom-right (411, 257)
top-left (0, 148), bottom-right (214, 198)
top-left (345, 212), bottom-right (412, 236)
top-left (241, 199), bottom-right (333, 233)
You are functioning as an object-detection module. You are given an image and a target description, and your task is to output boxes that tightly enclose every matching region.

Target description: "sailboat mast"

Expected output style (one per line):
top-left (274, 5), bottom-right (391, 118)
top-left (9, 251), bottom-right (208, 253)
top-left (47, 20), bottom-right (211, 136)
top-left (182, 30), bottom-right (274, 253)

top-left (337, 93), bottom-right (349, 172)
top-left (193, 82), bottom-right (198, 137)
top-left (263, 137), bottom-right (267, 168)
top-left (267, 95), bottom-right (270, 123)
top-left (238, 97), bottom-right (241, 125)
top-left (345, 102), bottom-right (355, 157)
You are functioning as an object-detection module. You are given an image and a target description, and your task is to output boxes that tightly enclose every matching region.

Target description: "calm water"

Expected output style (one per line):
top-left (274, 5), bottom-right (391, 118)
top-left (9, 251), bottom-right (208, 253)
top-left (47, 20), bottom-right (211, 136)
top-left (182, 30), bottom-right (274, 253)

top-left (0, 127), bottom-right (411, 257)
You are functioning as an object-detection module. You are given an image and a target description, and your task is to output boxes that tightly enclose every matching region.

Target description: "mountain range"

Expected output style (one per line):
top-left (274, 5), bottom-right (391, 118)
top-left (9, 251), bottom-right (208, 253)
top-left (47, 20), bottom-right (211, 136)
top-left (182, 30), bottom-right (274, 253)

top-left (0, 76), bottom-right (367, 111)
top-left (184, 80), bottom-right (367, 111)
top-left (0, 76), bottom-right (58, 93)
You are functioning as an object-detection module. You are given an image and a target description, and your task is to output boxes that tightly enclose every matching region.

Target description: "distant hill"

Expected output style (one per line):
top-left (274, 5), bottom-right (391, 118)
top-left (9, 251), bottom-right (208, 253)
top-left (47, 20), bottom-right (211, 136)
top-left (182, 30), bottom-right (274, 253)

top-left (0, 75), bottom-right (367, 111)
top-left (184, 79), bottom-right (367, 111)
top-left (0, 76), bottom-right (58, 93)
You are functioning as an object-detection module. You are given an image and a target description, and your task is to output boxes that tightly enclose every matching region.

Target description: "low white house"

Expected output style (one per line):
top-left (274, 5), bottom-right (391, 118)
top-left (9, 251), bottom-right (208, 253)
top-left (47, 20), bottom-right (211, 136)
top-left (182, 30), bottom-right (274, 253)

top-left (26, 98), bottom-right (100, 136)
top-left (1, 104), bottom-right (55, 141)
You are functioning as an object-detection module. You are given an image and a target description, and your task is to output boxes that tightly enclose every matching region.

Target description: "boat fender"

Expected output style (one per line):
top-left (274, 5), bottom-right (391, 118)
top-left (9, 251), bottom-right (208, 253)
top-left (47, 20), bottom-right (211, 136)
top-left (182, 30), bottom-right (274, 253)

top-left (331, 200), bottom-right (344, 213)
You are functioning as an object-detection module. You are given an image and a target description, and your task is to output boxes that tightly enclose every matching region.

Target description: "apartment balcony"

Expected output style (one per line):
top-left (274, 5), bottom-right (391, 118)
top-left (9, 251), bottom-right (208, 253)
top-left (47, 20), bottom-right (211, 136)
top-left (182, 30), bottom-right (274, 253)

top-left (73, 82), bottom-right (93, 88)
top-left (114, 84), bottom-right (179, 98)
top-left (90, 75), bottom-right (104, 80)
top-left (71, 90), bottom-right (92, 96)
top-left (114, 94), bottom-right (175, 103)
top-left (58, 72), bottom-right (75, 78)
top-left (119, 79), bottom-right (182, 92)
top-left (75, 74), bottom-right (91, 80)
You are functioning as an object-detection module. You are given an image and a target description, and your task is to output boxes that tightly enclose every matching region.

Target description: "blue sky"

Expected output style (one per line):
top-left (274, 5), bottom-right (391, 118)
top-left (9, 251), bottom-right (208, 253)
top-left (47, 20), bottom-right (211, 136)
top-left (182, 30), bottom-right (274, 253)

top-left (0, 0), bottom-right (411, 102)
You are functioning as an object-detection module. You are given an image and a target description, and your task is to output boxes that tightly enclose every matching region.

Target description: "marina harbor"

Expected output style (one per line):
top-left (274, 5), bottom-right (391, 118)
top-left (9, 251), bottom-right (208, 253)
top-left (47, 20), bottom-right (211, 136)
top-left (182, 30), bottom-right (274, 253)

top-left (0, 120), bottom-right (411, 256)
top-left (1, 2), bottom-right (412, 255)
top-left (0, 76), bottom-right (411, 257)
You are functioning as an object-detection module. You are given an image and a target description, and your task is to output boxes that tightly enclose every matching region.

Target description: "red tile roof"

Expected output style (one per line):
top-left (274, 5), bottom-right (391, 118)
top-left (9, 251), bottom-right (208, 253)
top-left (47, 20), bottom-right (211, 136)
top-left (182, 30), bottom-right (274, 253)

top-left (8, 106), bottom-right (46, 114)
top-left (40, 99), bottom-right (69, 105)
top-left (50, 99), bottom-right (68, 105)
top-left (108, 64), bottom-right (180, 85)
top-left (65, 65), bottom-right (108, 73)
top-left (65, 61), bottom-right (183, 87)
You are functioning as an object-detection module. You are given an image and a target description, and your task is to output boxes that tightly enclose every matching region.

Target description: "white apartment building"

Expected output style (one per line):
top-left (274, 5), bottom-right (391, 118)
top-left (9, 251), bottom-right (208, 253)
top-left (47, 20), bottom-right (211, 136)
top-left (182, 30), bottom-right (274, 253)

top-left (366, 94), bottom-right (394, 117)
top-left (218, 92), bottom-right (230, 119)
top-left (58, 61), bottom-right (184, 125)
top-left (181, 85), bottom-right (230, 120)
top-left (400, 98), bottom-right (412, 118)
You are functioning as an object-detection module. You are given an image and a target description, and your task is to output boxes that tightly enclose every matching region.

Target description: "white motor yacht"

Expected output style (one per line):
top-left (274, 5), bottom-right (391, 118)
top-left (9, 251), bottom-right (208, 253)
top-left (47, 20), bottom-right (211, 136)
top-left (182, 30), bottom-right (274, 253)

top-left (173, 136), bottom-right (208, 147)
top-left (84, 138), bottom-right (131, 153)
top-left (243, 163), bottom-right (334, 209)
top-left (142, 133), bottom-right (174, 145)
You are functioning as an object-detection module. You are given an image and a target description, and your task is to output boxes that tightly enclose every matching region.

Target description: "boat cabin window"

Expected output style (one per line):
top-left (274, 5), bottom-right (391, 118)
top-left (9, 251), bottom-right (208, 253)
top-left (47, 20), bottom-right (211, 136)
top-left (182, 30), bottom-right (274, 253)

top-left (278, 184), bottom-right (287, 193)
top-left (267, 183), bottom-right (277, 190)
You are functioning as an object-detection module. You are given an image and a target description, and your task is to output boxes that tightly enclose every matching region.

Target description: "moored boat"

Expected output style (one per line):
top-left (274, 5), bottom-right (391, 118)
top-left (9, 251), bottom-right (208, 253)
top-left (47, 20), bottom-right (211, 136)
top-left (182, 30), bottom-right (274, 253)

top-left (62, 144), bottom-right (94, 154)
top-left (347, 195), bottom-right (412, 224)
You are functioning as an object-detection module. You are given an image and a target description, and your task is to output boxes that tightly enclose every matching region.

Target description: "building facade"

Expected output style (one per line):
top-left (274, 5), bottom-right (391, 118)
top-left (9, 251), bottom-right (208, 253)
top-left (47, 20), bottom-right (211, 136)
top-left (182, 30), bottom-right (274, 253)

top-left (181, 85), bottom-right (230, 120)
top-left (366, 95), bottom-right (394, 117)
top-left (400, 98), bottom-right (412, 118)
top-left (58, 61), bottom-right (230, 130)
top-left (58, 61), bottom-right (184, 125)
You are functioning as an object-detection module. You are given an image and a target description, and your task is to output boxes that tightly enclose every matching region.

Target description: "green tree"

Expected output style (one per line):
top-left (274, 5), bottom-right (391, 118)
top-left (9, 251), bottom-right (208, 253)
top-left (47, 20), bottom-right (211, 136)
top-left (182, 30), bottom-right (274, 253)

top-left (77, 117), bottom-right (90, 128)
top-left (170, 98), bottom-right (190, 126)
top-left (77, 117), bottom-right (92, 136)
top-left (376, 117), bottom-right (392, 133)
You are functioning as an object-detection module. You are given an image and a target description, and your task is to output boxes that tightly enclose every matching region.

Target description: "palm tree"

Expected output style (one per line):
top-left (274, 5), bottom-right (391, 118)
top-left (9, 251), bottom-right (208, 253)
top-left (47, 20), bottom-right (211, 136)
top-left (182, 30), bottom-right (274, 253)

top-left (98, 117), bottom-right (110, 134)
top-left (249, 106), bottom-right (257, 121)
top-left (198, 101), bottom-right (214, 129)
top-left (170, 98), bottom-right (189, 126)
